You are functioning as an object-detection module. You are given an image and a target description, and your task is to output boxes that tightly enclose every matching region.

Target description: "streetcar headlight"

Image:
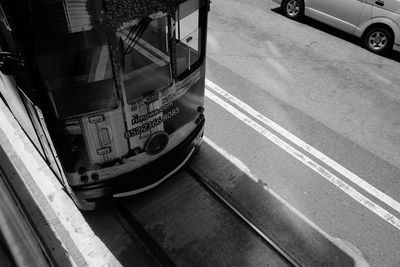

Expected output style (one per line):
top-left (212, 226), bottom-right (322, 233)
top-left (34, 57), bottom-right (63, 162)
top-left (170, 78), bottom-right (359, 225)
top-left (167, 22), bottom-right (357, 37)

top-left (144, 131), bottom-right (169, 155)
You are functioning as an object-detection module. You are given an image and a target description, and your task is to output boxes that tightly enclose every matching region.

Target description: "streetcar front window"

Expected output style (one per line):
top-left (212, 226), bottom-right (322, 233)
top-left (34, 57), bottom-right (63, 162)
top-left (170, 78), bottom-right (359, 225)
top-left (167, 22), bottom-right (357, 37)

top-left (34, 29), bottom-right (117, 118)
top-left (119, 14), bottom-right (172, 104)
top-left (176, 0), bottom-right (203, 79)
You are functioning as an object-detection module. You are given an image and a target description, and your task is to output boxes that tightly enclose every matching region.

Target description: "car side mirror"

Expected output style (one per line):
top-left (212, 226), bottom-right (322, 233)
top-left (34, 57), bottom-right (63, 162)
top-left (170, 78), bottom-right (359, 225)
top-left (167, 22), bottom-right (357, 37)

top-left (0, 52), bottom-right (23, 76)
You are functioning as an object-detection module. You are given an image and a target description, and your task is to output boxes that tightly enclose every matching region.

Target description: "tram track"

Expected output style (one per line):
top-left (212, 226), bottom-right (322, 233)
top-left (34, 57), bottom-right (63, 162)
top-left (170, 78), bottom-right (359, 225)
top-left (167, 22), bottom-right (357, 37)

top-left (95, 167), bottom-right (299, 266)
top-left (113, 203), bottom-right (177, 267)
top-left (186, 166), bottom-right (301, 267)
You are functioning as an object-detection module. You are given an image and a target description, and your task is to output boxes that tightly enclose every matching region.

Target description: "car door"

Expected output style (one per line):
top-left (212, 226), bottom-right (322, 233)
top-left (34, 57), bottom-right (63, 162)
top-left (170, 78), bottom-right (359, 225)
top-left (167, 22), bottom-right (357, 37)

top-left (371, 0), bottom-right (400, 27)
top-left (307, 0), bottom-right (371, 34)
top-left (371, 0), bottom-right (400, 14)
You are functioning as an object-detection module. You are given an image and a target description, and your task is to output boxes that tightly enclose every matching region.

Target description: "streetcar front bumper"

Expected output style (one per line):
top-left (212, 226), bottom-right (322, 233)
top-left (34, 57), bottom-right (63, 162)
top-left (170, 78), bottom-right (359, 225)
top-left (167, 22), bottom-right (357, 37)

top-left (71, 118), bottom-right (204, 204)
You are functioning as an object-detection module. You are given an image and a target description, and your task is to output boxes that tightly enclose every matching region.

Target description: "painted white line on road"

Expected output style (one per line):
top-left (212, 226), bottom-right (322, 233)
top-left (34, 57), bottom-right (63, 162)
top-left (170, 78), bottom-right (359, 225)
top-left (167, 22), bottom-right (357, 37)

top-left (206, 78), bottom-right (400, 215)
top-left (205, 89), bottom-right (400, 231)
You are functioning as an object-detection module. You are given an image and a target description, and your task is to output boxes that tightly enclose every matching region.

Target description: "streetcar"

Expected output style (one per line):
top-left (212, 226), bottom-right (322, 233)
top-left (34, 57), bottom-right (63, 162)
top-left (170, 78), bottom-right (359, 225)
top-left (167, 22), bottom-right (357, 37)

top-left (0, 0), bottom-right (209, 209)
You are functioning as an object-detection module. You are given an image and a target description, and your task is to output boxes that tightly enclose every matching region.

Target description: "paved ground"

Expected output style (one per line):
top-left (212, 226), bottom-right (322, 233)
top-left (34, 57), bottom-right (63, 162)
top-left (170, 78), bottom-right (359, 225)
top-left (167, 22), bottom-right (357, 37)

top-left (204, 0), bottom-right (400, 266)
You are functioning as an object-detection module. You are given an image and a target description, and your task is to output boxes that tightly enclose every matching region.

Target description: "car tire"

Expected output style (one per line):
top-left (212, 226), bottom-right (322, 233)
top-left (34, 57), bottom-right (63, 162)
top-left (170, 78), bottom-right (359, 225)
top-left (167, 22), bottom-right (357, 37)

top-left (363, 27), bottom-right (393, 55)
top-left (282, 0), bottom-right (304, 20)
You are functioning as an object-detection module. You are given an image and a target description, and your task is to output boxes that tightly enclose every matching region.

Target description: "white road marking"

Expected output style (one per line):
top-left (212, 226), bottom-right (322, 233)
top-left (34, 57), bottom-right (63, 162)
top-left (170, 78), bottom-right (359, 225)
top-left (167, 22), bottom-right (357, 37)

top-left (206, 79), bottom-right (400, 215)
top-left (205, 89), bottom-right (400, 230)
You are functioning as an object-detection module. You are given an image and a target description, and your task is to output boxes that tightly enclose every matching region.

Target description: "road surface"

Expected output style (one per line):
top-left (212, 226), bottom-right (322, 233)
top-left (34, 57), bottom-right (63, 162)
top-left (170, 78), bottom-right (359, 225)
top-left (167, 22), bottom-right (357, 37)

top-left (204, 0), bottom-right (400, 266)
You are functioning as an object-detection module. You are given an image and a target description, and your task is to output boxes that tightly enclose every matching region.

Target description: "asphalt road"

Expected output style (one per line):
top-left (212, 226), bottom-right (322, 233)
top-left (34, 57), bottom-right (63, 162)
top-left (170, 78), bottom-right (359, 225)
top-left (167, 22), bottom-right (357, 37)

top-left (204, 0), bottom-right (400, 266)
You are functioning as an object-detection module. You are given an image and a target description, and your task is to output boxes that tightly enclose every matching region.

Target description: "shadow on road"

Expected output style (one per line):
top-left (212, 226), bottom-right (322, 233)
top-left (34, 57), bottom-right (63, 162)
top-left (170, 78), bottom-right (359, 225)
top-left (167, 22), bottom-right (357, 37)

top-left (270, 7), bottom-right (400, 63)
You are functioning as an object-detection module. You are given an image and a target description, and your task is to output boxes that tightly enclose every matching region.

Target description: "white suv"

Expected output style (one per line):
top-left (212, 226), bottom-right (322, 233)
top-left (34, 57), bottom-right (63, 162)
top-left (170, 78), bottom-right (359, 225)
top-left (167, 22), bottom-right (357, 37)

top-left (273, 0), bottom-right (400, 54)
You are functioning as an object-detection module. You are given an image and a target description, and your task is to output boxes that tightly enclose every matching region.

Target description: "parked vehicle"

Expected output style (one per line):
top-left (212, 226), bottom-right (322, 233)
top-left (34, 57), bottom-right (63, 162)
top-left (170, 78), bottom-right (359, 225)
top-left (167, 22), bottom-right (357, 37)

top-left (273, 0), bottom-right (400, 54)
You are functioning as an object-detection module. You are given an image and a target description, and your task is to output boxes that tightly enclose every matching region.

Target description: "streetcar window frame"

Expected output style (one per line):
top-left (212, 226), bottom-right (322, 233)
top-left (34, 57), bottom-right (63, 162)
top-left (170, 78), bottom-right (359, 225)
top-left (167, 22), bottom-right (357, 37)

top-left (176, 0), bottom-right (207, 81)
top-left (118, 14), bottom-right (173, 105)
top-left (33, 29), bottom-right (119, 119)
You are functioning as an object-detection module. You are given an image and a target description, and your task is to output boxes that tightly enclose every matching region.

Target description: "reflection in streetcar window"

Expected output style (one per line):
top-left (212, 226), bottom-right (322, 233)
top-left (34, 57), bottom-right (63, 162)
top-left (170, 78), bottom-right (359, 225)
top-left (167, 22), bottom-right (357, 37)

top-left (34, 30), bottom-right (117, 118)
top-left (119, 15), bottom-right (172, 104)
top-left (176, 3), bottom-right (201, 78)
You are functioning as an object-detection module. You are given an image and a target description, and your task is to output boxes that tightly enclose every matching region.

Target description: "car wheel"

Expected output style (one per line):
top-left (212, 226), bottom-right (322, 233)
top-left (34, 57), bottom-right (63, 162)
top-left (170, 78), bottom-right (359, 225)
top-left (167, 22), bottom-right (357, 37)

top-left (363, 27), bottom-right (393, 55)
top-left (282, 0), bottom-right (304, 20)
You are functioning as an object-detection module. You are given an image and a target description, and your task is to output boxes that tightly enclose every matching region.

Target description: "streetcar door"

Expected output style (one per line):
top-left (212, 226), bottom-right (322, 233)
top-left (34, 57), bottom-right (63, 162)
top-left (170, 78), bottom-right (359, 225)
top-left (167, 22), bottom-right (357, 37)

top-left (176, 0), bottom-right (203, 78)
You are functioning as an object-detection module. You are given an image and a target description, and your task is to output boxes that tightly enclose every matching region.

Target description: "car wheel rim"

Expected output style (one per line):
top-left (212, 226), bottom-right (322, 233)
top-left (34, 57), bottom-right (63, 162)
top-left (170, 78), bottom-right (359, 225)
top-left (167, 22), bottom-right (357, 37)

top-left (368, 31), bottom-right (387, 51)
top-left (286, 0), bottom-right (300, 17)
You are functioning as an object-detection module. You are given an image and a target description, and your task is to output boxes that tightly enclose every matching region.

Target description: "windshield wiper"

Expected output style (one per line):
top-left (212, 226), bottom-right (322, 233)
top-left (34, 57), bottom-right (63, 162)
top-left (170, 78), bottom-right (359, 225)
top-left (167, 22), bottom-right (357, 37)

top-left (123, 17), bottom-right (151, 55)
